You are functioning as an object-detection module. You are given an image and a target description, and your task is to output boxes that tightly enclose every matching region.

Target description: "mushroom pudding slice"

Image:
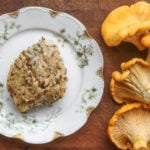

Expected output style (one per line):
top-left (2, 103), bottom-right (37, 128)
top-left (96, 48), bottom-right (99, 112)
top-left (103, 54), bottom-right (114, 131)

top-left (7, 38), bottom-right (67, 112)
top-left (108, 103), bottom-right (150, 150)
top-left (110, 58), bottom-right (150, 104)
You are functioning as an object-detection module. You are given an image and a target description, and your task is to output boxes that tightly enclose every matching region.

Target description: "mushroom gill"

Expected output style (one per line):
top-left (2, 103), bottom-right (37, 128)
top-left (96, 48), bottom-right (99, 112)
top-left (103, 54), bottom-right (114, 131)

top-left (110, 58), bottom-right (150, 104)
top-left (108, 103), bottom-right (150, 150)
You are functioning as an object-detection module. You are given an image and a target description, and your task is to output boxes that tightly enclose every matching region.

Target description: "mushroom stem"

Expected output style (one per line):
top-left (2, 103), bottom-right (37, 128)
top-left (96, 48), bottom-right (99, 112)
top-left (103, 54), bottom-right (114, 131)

top-left (133, 136), bottom-right (147, 150)
top-left (146, 48), bottom-right (150, 63)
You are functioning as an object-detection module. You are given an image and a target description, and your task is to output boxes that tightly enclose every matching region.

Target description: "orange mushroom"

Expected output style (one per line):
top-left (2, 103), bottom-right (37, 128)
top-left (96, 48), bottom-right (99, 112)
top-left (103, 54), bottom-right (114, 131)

top-left (108, 102), bottom-right (150, 150)
top-left (101, 1), bottom-right (150, 62)
top-left (110, 58), bottom-right (150, 104)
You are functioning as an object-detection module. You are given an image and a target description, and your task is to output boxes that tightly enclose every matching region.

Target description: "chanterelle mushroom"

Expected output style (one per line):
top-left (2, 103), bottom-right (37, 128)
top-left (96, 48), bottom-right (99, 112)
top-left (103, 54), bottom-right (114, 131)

top-left (110, 58), bottom-right (150, 104)
top-left (101, 1), bottom-right (150, 51)
top-left (108, 102), bottom-right (150, 150)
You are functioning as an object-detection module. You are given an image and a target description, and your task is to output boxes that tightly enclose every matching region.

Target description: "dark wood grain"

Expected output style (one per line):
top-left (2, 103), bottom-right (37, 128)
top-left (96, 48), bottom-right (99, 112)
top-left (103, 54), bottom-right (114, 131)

top-left (0, 0), bottom-right (148, 149)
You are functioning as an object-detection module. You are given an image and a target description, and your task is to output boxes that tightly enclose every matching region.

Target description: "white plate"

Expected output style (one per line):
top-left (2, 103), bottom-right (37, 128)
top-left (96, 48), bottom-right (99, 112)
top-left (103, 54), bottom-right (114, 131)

top-left (0, 7), bottom-right (104, 144)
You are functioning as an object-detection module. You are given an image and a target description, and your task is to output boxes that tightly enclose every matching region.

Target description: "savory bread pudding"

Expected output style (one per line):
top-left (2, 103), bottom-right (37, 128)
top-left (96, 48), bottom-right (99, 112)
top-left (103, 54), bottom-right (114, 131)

top-left (7, 37), bottom-right (67, 112)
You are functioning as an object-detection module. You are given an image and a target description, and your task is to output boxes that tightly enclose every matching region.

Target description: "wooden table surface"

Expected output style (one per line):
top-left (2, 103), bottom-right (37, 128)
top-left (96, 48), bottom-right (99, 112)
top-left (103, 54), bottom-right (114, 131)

top-left (0, 0), bottom-right (148, 149)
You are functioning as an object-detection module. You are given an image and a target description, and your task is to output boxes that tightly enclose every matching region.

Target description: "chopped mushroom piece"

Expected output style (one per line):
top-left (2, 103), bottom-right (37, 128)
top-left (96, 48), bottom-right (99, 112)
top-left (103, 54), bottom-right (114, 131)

top-left (108, 102), bottom-right (150, 150)
top-left (110, 58), bottom-right (150, 104)
top-left (101, 1), bottom-right (150, 50)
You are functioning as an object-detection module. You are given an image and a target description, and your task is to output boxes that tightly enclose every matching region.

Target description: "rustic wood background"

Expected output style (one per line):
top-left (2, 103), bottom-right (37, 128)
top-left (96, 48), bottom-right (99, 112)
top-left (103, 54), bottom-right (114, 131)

top-left (0, 0), bottom-right (148, 149)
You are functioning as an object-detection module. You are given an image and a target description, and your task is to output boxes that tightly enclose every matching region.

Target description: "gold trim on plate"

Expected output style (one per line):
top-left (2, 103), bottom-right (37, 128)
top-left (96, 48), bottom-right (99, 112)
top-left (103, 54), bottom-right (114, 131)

top-left (86, 106), bottom-right (95, 118)
top-left (53, 131), bottom-right (64, 140)
top-left (49, 10), bottom-right (59, 18)
top-left (9, 11), bottom-right (19, 18)
top-left (13, 133), bottom-right (24, 141)
top-left (97, 67), bottom-right (103, 78)
top-left (83, 30), bottom-right (92, 38)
